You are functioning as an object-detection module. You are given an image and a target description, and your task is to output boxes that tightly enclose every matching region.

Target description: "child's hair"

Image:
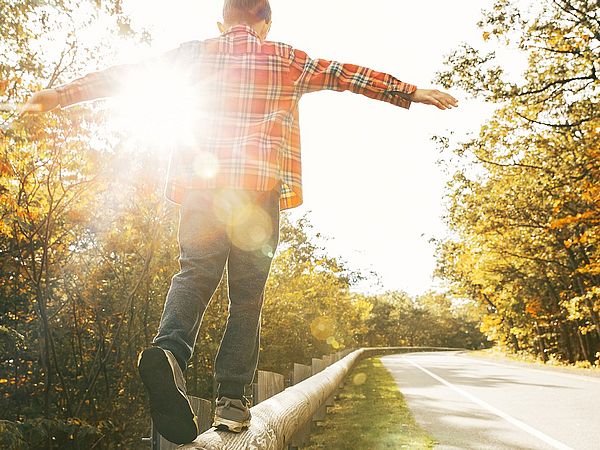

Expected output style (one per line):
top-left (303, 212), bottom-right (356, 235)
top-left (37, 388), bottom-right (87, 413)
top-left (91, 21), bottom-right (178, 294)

top-left (223, 0), bottom-right (272, 24)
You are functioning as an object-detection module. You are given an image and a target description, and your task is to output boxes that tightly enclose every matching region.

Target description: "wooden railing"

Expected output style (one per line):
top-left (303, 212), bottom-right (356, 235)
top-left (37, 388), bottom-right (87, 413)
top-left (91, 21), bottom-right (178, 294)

top-left (149, 347), bottom-right (460, 450)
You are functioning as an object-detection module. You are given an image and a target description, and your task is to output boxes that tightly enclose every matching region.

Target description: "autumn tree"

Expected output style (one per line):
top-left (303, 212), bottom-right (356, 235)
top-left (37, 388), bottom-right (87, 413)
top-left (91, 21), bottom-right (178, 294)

top-left (434, 0), bottom-right (599, 364)
top-left (362, 291), bottom-right (486, 349)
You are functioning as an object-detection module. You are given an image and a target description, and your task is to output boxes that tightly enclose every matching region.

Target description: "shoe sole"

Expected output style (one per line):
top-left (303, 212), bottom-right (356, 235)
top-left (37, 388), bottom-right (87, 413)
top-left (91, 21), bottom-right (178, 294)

top-left (138, 347), bottom-right (198, 444)
top-left (212, 417), bottom-right (251, 433)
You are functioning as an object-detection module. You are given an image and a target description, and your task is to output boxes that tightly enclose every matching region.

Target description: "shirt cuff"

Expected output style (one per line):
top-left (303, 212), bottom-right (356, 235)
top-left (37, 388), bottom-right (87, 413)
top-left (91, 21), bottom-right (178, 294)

top-left (386, 82), bottom-right (418, 109)
top-left (55, 84), bottom-right (78, 108)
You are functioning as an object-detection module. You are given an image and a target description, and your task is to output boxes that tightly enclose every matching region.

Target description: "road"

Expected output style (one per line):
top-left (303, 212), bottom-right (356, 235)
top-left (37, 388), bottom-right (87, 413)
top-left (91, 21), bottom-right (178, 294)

top-left (381, 352), bottom-right (600, 450)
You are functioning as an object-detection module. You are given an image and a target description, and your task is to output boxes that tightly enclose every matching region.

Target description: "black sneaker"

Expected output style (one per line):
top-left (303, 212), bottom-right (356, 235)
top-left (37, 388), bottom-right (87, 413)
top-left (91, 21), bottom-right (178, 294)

top-left (212, 396), bottom-right (251, 433)
top-left (137, 347), bottom-right (199, 444)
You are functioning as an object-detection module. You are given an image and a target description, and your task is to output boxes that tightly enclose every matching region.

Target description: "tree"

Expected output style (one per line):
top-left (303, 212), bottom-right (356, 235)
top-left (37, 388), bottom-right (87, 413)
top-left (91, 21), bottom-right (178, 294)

top-left (433, 0), bottom-right (599, 365)
top-left (362, 290), bottom-right (486, 349)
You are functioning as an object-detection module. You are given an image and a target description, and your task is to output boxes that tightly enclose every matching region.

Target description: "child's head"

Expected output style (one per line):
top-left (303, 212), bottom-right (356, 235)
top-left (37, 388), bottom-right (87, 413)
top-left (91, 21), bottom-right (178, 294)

top-left (218, 0), bottom-right (272, 40)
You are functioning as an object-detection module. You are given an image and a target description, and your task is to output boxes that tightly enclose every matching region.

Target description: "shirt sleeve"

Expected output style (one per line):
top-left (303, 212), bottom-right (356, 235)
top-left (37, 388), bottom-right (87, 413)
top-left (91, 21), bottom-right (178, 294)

top-left (55, 41), bottom-right (202, 108)
top-left (289, 48), bottom-right (417, 109)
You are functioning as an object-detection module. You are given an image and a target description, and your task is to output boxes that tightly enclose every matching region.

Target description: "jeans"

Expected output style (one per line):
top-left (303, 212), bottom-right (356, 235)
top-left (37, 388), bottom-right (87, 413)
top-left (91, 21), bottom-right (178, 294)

top-left (151, 186), bottom-right (280, 398)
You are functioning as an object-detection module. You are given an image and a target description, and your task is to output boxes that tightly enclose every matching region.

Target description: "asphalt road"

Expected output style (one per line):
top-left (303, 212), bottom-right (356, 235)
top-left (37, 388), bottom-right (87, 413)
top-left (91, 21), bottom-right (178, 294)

top-left (381, 352), bottom-right (600, 450)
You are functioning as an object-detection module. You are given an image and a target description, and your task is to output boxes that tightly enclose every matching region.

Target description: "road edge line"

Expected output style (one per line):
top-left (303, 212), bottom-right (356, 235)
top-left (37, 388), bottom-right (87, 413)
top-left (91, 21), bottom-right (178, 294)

top-left (401, 356), bottom-right (574, 450)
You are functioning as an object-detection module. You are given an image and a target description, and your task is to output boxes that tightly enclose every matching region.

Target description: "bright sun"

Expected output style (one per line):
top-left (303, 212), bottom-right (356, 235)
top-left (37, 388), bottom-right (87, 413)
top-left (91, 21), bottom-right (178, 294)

top-left (108, 63), bottom-right (198, 152)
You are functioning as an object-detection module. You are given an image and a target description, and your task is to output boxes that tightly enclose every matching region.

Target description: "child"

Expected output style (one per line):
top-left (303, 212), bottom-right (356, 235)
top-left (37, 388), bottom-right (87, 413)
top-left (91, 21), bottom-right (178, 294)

top-left (22, 0), bottom-right (458, 444)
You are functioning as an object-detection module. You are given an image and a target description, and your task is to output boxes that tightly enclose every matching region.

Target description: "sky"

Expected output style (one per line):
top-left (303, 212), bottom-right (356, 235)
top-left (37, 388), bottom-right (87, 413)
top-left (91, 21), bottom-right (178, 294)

top-left (117, 0), bottom-right (528, 296)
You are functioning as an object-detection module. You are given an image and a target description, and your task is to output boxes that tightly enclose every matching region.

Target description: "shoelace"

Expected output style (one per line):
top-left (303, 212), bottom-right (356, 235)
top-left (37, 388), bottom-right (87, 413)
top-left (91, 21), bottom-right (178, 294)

top-left (219, 397), bottom-right (250, 409)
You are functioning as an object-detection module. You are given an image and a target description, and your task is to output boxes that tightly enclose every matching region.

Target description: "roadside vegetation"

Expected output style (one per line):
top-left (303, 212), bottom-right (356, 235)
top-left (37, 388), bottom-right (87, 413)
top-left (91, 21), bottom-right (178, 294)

top-left (304, 357), bottom-right (436, 450)
top-left (434, 0), bottom-right (599, 367)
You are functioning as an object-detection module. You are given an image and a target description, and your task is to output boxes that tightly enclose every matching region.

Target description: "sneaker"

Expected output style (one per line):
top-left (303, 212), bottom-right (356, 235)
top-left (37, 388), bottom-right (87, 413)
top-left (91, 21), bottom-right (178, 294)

top-left (212, 396), bottom-right (251, 433)
top-left (137, 347), bottom-right (199, 444)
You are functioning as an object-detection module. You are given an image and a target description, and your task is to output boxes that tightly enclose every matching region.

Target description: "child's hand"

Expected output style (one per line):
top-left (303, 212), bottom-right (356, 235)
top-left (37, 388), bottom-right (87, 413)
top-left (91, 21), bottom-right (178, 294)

top-left (407, 89), bottom-right (458, 110)
top-left (19, 89), bottom-right (60, 116)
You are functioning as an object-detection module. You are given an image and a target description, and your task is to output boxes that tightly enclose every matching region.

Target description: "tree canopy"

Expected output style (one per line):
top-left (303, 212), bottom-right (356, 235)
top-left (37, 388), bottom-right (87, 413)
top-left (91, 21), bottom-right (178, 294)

top-left (434, 0), bottom-right (599, 365)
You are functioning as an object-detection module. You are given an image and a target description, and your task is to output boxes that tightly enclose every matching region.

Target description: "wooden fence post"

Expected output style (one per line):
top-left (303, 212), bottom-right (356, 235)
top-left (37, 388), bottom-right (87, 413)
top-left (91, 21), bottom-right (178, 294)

top-left (322, 355), bottom-right (335, 407)
top-left (336, 351), bottom-right (345, 389)
top-left (311, 358), bottom-right (326, 422)
top-left (253, 370), bottom-right (285, 405)
top-left (289, 363), bottom-right (313, 449)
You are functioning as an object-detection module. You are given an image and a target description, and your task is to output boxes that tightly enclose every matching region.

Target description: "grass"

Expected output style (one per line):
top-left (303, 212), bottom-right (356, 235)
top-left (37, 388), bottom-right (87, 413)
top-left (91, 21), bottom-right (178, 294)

top-left (303, 357), bottom-right (436, 449)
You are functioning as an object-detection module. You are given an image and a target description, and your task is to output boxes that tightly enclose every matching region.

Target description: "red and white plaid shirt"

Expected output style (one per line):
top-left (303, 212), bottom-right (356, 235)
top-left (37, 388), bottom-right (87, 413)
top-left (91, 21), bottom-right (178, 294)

top-left (57, 25), bottom-right (417, 210)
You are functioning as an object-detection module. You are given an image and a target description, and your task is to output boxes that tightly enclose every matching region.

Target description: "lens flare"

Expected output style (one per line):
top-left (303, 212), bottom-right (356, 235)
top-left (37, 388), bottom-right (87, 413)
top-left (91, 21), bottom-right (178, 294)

top-left (310, 316), bottom-right (335, 341)
top-left (326, 336), bottom-right (341, 349)
top-left (212, 190), bottom-right (274, 252)
top-left (213, 190), bottom-right (251, 223)
top-left (261, 244), bottom-right (274, 258)
top-left (192, 151), bottom-right (220, 179)
top-left (353, 373), bottom-right (367, 385)
top-left (229, 204), bottom-right (273, 252)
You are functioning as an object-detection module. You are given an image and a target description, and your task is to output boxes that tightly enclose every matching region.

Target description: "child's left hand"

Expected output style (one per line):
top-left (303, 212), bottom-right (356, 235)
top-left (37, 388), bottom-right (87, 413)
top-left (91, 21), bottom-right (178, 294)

top-left (408, 89), bottom-right (458, 110)
top-left (19, 89), bottom-right (60, 116)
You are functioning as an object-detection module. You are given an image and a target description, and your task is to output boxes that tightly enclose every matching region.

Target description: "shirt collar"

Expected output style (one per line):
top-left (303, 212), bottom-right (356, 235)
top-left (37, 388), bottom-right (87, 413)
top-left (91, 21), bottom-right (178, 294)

top-left (222, 24), bottom-right (261, 39)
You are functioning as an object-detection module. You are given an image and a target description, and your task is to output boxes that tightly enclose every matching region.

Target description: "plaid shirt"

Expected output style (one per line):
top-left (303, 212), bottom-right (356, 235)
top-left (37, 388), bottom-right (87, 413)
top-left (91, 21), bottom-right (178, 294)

top-left (57, 25), bottom-right (417, 210)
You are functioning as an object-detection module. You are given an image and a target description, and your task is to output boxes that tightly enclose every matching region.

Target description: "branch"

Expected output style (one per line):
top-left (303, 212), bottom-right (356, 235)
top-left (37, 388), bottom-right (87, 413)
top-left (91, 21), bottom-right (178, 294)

top-left (74, 223), bottom-right (159, 416)
top-left (514, 110), bottom-right (593, 128)
top-left (525, 44), bottom-right (582, 55)
top-left (46, 41), bottom-right (77, 89)
top-left (516, 73), bottom-right (597, 97)
top-left (551, 0), bottom-right (597, 27)
top-left (482, 293), bottom-right (498, 311)
top-left (471, 150), bottom-right (548, 171)
top-left (499, 249), bottom-right (570, 269)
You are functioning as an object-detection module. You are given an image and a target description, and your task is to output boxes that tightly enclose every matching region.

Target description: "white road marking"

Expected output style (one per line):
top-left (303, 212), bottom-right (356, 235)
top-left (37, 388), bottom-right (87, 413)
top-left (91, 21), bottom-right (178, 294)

top-left (455, 353), bottom-right (600, 384)
top-left (401, 356), bottom-right (574, 450)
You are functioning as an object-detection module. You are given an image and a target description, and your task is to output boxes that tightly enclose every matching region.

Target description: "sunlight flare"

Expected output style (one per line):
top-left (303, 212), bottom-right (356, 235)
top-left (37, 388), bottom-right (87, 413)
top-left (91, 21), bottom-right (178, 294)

top-left (109, 65), bottom-right (199, 151)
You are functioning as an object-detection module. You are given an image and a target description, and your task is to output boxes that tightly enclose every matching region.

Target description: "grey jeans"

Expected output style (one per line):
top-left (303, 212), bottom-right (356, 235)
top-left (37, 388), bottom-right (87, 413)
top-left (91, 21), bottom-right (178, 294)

top-left (151, 187), bottom-right (280, 398)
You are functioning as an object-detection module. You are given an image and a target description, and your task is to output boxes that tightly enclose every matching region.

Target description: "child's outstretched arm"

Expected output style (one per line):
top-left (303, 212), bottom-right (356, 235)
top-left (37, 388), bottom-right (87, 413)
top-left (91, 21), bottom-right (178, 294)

top-left (20, 42), bottom-right (200, 115)
top-left (290, 49), bottom-right (458, 110)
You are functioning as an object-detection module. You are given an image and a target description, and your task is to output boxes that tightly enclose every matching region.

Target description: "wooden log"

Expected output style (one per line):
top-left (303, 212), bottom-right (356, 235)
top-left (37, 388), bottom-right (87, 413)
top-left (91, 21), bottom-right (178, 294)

top-left (155, 396), bottom-right (213, 450)
top-left (180, 349), bottom-right (366, 450)
top-left (255, 370), bottom-right (285, 404)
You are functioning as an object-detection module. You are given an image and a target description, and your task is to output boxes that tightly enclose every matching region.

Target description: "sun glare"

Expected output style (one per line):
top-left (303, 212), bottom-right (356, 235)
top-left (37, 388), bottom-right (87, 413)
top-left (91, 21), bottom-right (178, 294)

top-left (109, 64), bottom-right (198, 152)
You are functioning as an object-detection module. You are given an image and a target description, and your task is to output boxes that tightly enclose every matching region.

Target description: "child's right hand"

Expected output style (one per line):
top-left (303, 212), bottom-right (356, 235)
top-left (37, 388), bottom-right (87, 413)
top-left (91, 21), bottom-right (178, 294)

top-left (19, 89), bottom-right (60, 116)
top-left (408, 89), bottom-right (458, 110)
